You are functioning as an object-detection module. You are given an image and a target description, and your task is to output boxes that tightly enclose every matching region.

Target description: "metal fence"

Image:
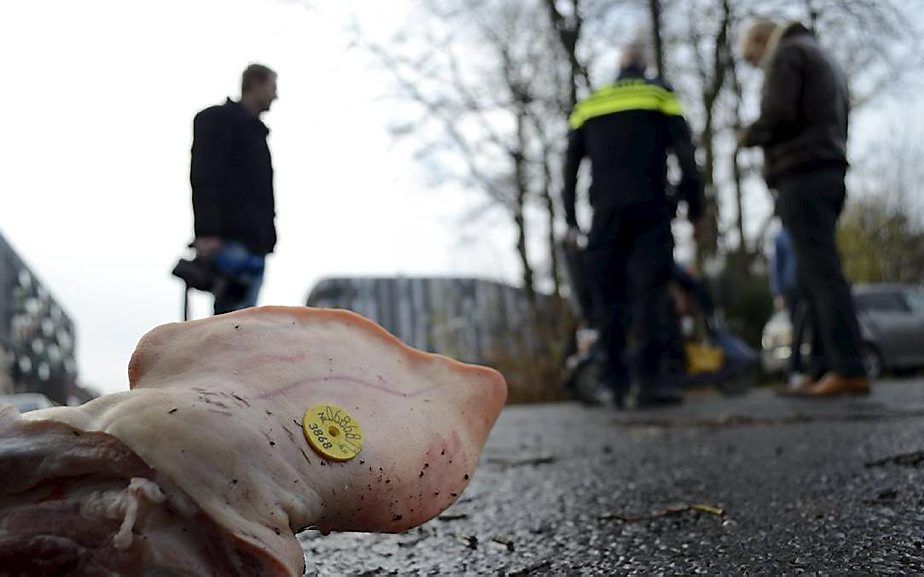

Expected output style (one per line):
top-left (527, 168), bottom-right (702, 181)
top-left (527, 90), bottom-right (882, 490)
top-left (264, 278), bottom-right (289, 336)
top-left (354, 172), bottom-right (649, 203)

top-left (306, 276), bottom-right (539, 365)
top-left (0, 231), bottom-right (78, 403)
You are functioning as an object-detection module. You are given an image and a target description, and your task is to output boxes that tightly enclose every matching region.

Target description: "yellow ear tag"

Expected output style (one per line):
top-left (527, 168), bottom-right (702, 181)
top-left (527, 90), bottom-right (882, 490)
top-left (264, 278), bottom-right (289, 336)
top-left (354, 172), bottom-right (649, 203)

top-left (302, 404), bottom-right (364, 462)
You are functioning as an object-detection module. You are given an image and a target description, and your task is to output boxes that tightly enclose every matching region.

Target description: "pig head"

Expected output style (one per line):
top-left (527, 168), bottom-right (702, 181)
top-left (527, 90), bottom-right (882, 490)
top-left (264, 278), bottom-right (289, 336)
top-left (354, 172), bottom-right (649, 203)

top-left (0, 306), bottom-right (507, 577)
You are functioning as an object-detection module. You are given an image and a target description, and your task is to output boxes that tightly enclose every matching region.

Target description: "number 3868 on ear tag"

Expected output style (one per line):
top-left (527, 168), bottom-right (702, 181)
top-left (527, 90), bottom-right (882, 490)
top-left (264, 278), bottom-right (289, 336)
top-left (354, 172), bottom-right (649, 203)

top-left (302, 404), bottom-right (364, 462)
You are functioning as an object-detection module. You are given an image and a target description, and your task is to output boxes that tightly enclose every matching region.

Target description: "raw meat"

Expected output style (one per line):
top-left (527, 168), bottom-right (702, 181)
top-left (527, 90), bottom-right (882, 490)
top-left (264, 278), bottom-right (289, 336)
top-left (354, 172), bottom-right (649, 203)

top-left (0, 306), bottom-right (507, 576)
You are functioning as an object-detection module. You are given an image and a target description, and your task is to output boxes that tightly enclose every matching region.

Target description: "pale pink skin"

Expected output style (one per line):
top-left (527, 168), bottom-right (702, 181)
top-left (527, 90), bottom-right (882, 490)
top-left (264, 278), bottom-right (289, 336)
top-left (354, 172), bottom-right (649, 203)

top-left (0, 307), bottom-right (507, 576)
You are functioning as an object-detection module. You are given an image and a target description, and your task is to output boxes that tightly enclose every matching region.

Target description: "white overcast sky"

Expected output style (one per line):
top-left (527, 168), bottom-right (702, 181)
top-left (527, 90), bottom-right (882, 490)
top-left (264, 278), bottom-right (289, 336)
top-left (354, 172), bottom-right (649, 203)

top-left (0, 0), bottom-right (917, 395)
top-left (0, 0), bottom-right (522, 395)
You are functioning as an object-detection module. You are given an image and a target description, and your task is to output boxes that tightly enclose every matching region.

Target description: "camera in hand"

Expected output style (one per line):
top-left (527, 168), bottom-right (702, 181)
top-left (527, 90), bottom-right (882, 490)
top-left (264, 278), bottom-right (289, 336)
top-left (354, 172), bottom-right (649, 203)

top-left (171, 257), bottom-right (220, 292)
top-left (172, 254), bottom-right (254, 296)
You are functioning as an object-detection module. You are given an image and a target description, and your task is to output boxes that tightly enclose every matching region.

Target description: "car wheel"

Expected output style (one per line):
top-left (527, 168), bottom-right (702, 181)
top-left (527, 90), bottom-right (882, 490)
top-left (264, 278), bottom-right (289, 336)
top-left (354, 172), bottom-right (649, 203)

top-left (861, 343), bottom-right (884, 380)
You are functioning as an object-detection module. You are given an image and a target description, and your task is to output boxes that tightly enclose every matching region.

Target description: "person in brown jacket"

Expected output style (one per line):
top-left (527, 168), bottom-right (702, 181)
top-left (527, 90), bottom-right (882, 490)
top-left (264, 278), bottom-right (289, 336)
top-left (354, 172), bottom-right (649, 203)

top-left (738, 20), bottom-right (869, 397)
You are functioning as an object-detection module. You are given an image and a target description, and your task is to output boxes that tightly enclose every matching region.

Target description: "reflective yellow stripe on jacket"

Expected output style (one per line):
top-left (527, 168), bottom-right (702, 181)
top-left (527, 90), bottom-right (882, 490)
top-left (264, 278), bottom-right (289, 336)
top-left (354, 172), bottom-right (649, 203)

top-left (568, 82), bottom-right (684, 130)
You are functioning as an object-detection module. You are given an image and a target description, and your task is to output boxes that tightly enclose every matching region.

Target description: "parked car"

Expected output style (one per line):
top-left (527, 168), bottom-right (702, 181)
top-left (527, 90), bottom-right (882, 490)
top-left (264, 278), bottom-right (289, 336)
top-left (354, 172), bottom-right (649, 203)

top-left (761, 284), bottom-right (924, 379)
top-left (0, 392), bottom-right (55, 413)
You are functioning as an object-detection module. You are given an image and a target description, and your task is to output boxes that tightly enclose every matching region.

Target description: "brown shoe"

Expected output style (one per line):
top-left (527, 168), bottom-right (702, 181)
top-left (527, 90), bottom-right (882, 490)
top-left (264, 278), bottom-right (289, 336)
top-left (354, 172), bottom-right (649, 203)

top-left (776, 377), bottom-right (817, 397)
top-left (803, 374), bottom-right (871, 398)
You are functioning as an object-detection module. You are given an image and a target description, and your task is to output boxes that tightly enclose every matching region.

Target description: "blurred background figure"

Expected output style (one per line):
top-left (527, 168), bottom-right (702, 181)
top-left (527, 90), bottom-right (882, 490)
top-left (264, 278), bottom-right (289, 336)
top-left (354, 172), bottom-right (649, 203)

top-left (739, 21), bottom-right (868, 397)
top-left (190, 64), bottom-right (279, 315)
top-left (562, 42), bottom-right (704, 409)
top-left (768, 224), bottom-right (808, 390)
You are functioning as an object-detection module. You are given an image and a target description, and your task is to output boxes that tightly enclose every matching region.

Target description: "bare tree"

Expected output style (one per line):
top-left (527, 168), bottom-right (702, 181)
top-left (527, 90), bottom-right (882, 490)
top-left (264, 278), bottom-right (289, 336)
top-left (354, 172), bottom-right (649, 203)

top-left (648, 0), bottom-right (666, 78)
top-left (542, 0), bottom-right (590, 110)
top-left (352, 0), bottom-right (578, 310)
top-left (654, 0), bottom-right (735, 266)
top-left (345, 0), bottom-right (921, 354)
top-left (650, 0), bottom-right (921, 265)
top-left (728, 55), bottom-right (747, 254)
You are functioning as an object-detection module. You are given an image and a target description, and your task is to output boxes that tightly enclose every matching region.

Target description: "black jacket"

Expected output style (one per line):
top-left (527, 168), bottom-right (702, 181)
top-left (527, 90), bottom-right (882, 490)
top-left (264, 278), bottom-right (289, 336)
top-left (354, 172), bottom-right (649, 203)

top-left (742, 23), bottom-right (849, 187)
top-left (562, 67), bottom-right (704, 227)
top-left (190, 99), bottom-right (276, 255)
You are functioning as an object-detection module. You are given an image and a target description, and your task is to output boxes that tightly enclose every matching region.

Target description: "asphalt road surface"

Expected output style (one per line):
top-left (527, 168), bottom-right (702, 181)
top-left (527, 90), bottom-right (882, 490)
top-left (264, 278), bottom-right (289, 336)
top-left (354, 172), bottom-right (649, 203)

top-left (300, 379), bottom-right (924, 575)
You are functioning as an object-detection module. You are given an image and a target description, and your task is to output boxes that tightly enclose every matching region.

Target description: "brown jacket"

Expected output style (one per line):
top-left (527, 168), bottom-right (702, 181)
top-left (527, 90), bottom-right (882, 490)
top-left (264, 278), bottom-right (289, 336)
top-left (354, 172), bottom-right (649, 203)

top-left (742, 23), bottom-right (849, 187)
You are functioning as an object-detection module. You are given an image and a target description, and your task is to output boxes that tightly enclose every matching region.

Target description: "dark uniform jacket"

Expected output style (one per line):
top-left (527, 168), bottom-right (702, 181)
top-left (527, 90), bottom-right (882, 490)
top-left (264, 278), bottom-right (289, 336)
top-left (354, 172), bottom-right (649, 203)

top-left (190, 99), bottom-right (276, 255)
top-left (742, 23), bottom-right (849, 187)
top-left (563, 66), bottom-right (703, 227)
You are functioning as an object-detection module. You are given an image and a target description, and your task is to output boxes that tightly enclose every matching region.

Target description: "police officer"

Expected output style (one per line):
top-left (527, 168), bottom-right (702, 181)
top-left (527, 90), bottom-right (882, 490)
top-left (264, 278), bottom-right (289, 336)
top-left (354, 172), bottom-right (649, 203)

top-left (562, 43), bottom-right (704, 408)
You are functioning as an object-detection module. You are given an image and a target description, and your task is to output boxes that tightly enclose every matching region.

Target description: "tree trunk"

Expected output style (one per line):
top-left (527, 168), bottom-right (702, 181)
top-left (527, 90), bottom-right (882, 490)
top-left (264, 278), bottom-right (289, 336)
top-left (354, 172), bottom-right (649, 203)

top-left (729, 57), bottom-right (748, 257)
top-left (732, 148), bottom-right (746, 251)
top-left (539, 149), bottom-right (562, 298)
top-left (649, 0), bottom-right (666, 78)
top-left (694, 0), bottom-right (732, 269)
top-left (513, 107), bottom-right (537, 309)
top-left (513, 201), bottom-right (535, 306)
top-left (805, 0), bottom-right (819, 32)
top-left (542, 0), bottom-right (587, 110)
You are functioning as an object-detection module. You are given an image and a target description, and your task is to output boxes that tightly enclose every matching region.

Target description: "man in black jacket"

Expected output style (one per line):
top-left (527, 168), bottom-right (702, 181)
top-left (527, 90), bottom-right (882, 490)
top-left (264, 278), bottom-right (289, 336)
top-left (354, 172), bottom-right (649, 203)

top-left (190, 64), bottom-right (278, 314)
top-left (739, 21), bottom-right (869, 397)
top-left (562, 43), bottom-right (704, 408)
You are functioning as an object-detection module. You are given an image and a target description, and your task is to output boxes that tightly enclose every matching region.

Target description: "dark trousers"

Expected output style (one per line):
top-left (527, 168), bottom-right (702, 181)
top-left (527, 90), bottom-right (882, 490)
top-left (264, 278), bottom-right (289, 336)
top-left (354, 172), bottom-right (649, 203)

top-left (211, 242), bottom-right (265, 315)
top-left (214, 274), bottom-right (263, 315)
top-left (584, 202), bottom-right (675, 393)
top-left (777, 167), bottom-right (866, 378)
